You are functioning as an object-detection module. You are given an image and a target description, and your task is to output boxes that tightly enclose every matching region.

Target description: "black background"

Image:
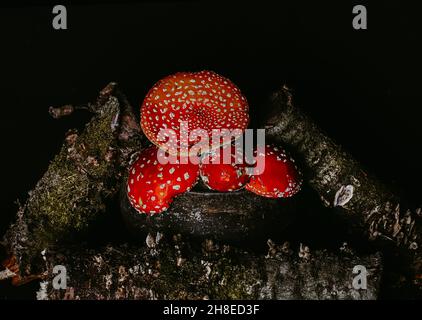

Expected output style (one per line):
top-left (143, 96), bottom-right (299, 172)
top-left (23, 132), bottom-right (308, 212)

top-left (0, 0), bottom-right (421, 299)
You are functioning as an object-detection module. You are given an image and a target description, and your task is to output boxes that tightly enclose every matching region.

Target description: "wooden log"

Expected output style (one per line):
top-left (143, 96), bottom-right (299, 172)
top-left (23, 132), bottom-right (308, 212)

top-left (120, 180), bottom-right (300, 245)
top-left (38, 237), bottom-right (382, 300)
top-left (264, 85), bottom-right (422, 289)
top-left (1, 83), bottom-right (146, 283)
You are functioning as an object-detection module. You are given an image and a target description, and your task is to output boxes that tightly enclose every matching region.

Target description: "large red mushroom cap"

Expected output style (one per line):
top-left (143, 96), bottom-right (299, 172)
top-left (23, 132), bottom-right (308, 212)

top-left (200, 144), bottom-right (250, 192)
top-left (127, 145), bottom-right (199, 214)
top-left (140, 71), bottom-right (249, 155)
top-left (246, 144), bottom-right (302, 198)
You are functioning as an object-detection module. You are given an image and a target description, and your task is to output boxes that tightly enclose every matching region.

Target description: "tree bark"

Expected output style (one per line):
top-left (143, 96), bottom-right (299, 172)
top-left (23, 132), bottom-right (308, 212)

top-left (264, 85), bottom-right (422, 288)
top-left (38, 237), bottom-right (382, 300)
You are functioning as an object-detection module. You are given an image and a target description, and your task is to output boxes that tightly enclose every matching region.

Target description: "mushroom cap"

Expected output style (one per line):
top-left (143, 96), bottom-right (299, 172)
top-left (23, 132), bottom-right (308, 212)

top-left (246, 144), bottom-right (302, 198)
top-left (200, 144), bottom-right (250, 192)
top-left (140, 71), bottom-right (249, 155)
top-left (127, 145), bottom-right (199, 214)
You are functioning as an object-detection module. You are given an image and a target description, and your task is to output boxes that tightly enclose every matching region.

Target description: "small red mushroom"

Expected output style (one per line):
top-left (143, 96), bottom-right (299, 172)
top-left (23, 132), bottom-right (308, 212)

top-left (246, 144), bottom-right (302, 198)
top-left (127, 145), bottom-right (199, 214)
top-left (140, 71), bottom-right (249, 155)
top-left (199, 144), bottom-right (250, 192)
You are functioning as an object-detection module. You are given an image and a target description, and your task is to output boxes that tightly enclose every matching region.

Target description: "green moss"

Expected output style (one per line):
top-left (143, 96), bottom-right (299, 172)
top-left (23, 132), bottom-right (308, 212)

top-left (8, 97), bottom-right (122, 275)
top-left (207, 257), bottom-right (258, 299)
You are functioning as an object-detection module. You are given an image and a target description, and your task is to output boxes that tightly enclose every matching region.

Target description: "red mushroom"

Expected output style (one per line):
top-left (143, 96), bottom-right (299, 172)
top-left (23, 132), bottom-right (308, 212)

top-left (245, 144), bottom-right (302, 198)
top-left (127, 145), bottom-right (199, 214)
top-left (199, 144), bottom-right (250, 192)
top-left (140, 71), bottom-right (249, 155)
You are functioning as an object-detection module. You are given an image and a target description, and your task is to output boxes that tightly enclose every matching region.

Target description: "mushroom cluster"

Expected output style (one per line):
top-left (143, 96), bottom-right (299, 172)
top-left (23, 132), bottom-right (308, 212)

top-left (127, 71), bottom-right (302, 214)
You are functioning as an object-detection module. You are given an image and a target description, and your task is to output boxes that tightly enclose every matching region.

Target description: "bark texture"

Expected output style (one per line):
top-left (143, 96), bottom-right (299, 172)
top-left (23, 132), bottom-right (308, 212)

top-left (38, 237), bottom-right (382, 300)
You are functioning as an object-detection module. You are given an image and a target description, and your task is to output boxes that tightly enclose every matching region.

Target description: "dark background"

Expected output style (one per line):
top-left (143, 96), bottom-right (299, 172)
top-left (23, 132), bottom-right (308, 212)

top-left (0, 0), bottom-right (421, 298)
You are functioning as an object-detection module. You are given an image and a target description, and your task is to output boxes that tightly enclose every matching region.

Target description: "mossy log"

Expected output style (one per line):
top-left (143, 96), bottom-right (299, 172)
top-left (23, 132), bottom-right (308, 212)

top-left (1, 83), bottom-right (146, 283)
top-left (37, 237), bottom-right (382, 300)
top-left (264, 86), bottom-right (422, 288)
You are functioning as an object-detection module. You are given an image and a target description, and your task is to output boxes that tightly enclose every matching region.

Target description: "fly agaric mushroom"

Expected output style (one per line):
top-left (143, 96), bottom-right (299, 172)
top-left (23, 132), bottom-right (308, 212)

top-left (200, 144), bottom-right (250, 192)
top-left (140, 71), bottom-right (249, 155)
top-left (127, 145), bottom-right (199, 214)
top-left (246, 144), bottom-right (302, 198)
